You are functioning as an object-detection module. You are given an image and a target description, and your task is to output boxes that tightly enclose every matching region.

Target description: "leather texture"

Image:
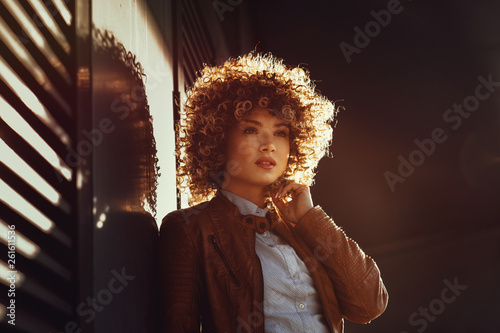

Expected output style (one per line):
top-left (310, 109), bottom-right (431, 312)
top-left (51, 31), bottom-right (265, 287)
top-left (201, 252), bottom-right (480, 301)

top-left (159, 192), bottom-right (388, 332)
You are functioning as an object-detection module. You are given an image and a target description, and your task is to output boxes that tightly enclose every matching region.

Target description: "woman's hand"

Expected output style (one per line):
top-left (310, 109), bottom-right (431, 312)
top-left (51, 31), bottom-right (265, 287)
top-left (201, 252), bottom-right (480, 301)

top-left (272, 181), bottom-right (314, 224)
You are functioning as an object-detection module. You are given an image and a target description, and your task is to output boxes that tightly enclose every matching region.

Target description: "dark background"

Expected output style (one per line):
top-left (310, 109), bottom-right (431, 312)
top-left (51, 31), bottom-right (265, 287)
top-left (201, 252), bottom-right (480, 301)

top-left (218, 0), bottom-right (500, 332)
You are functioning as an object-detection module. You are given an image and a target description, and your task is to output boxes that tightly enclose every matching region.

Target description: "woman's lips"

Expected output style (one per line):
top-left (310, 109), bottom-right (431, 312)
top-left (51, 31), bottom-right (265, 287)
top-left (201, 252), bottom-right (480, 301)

top-left (256, 157), bottom-right (276, 169)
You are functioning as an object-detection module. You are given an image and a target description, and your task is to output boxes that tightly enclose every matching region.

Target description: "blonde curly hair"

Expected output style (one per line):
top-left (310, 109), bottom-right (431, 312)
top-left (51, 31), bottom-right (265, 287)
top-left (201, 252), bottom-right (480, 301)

top-left (177, 52), bottom-right (338, 206)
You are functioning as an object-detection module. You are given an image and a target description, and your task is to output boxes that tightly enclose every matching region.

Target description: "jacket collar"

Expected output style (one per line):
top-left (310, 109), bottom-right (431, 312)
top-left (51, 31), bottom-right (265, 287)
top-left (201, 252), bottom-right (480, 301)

top-left (209, 191), bottom-right (276, 234)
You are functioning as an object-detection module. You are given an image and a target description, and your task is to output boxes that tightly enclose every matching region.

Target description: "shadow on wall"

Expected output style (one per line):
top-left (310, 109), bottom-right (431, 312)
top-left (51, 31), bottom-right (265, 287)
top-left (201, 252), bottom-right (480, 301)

top-left (91, 28), bottom-right (160, 218)
top-left (86, 28), bottom-right (159, 333)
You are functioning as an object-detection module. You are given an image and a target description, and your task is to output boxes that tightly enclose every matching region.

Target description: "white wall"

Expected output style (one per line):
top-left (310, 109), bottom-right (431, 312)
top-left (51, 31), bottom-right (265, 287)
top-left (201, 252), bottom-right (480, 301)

top-left (93, 0), bottom-right (176, 226)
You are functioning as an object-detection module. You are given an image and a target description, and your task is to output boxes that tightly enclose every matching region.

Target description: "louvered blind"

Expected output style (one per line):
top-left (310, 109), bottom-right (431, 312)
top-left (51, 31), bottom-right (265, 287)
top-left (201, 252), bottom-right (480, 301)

top-left (0, 0), bottom-right (77, 331)
top-left (179, 0), bottom-right (215, 89)
top-left (175, 0), bottom-right (216, 208)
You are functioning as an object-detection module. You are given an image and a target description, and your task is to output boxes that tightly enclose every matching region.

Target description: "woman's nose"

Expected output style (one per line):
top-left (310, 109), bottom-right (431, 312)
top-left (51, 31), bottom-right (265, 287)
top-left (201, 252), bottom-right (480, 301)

top-left (259, 132), bottom-right (276, 152)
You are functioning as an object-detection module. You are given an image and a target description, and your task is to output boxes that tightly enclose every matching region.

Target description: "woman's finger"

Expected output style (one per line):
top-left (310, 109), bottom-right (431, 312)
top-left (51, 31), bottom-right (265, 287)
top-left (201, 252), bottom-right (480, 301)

top-left (277, 181), bottom-right (295, 198)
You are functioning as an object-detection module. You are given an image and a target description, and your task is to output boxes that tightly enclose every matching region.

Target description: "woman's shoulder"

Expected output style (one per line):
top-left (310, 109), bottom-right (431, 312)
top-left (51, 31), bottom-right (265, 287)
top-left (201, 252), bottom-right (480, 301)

top-left (159, 199), bottom-right (219, 250)
top-left (161, 199), bottom-right (213, 229)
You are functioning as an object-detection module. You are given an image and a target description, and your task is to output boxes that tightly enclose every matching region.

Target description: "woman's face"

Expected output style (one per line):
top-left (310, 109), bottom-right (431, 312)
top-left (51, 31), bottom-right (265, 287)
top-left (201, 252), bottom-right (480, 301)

top-left (223, 107), bottom-right (290, 193)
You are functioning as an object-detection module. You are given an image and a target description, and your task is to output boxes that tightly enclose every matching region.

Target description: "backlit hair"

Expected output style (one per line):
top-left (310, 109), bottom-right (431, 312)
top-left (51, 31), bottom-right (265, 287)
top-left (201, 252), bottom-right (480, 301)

top-left (177, 52), bottom-right (338, 206)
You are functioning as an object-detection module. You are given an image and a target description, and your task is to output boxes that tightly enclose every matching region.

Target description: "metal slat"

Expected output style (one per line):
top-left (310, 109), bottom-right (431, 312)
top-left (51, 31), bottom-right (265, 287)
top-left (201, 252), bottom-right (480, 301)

top-left (2, 0), bottom-right (71, 85)
top-left (181, 48), bottom-right (197, 87)
top-left (0, 151), bottom-right (73, 250)
top-left (183, 0), bottom-right (214, 61)
top-left (180, 0), bottom-right (216, 88)
top-left (181, 8), bottom-right (207, 68)
top-left (0, 243), bottom-right (72, 302)
top-left (0, 35), bottom-right (72, 117)
top-left (0, 80), bottom-right (71, 164)
top-left (0, 46), bottom-right (71, 113)
top-left (0, 164), bottom-right (72, 230)
top-left (23, 0), bottom-right (72, 55)
top-left (39, 0), bottom-right (73, 47)
top-left (0, 201), bottom-right (72, 266)
top-left (0, 118), bottom-right (73, 195)
top-left (0, 218), bottom-right (72, 280)
top-left (0, 42), bottom-right (73, 123)
top-left (182, 63), bottom-right (195, 88)
top-left (0, 283), bottom-right (72, 330)
top-left (181, 32), bottom-right (201, 78)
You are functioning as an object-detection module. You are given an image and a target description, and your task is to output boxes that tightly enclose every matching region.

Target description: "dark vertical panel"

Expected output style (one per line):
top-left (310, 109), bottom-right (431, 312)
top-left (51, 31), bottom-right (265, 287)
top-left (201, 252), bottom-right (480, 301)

top-left (74, 0), bottom-right (93, 332)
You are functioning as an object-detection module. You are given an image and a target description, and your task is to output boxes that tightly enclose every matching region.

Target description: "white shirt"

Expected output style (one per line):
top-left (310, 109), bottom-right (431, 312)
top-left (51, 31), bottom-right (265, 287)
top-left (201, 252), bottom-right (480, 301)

top-left (221, 190), bottom-right (329, 333)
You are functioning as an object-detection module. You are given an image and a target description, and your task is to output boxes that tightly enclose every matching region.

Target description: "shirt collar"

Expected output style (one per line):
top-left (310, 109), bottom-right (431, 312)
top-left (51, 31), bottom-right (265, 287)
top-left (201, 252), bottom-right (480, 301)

top-left (220, 190), bottom-right (269, 217)
top-left (213, 191), bottom-right (276, 234)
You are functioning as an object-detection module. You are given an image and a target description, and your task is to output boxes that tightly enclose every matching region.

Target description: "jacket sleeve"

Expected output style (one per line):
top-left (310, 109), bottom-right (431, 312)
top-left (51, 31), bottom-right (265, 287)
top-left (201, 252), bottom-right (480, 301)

top-left (159, 210), bottom-right (201, 332)
top-left (294, 206), bottom-right (388, 324)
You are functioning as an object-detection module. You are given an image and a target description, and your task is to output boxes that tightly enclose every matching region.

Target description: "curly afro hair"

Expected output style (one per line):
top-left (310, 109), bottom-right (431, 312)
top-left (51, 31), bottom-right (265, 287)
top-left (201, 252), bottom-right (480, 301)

top-left (177, 52), bottom-right (338, 206)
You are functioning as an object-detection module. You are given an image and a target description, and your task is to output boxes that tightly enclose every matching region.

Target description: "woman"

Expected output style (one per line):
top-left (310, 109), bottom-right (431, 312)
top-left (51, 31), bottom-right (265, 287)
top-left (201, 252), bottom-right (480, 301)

top-left (159, 52), bottom-right (388, 332)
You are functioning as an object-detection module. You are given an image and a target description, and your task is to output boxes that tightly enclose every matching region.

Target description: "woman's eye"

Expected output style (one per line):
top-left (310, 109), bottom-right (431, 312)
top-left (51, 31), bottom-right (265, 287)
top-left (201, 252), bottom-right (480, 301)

top-left (275, 130), bottom-right (288, 137)
top-left (243, 127), bottom-right (257, 134)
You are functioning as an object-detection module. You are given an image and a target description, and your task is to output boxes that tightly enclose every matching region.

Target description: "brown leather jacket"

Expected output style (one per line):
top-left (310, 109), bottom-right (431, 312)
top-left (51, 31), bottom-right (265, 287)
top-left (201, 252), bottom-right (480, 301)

top-left (159, 193), bottom-right (388, 332)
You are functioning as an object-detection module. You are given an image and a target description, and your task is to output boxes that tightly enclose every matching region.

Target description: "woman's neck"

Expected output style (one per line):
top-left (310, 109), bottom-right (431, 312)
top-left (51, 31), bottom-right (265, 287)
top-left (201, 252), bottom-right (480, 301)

top-left (222, 186), bottom-right (267, 208)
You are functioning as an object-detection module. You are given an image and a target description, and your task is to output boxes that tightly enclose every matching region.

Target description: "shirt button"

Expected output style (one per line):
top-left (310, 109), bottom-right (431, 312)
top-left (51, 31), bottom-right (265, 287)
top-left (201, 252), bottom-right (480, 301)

top-left (298, 303), bottom-right (305, 309)
top-left (278, 245), bottom-right (285, 250)
top-left (293, 273), bottom-right (299, 279)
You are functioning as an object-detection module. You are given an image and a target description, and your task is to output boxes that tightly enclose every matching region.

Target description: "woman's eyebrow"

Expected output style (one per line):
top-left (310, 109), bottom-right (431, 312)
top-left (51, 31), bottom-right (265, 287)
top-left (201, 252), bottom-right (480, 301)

top-left (240, 119), bottom-right (261, 126)
top-left (240, 119), bottom-right (289, 128)
top-left (274, 122), bottom-right (290, 128)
